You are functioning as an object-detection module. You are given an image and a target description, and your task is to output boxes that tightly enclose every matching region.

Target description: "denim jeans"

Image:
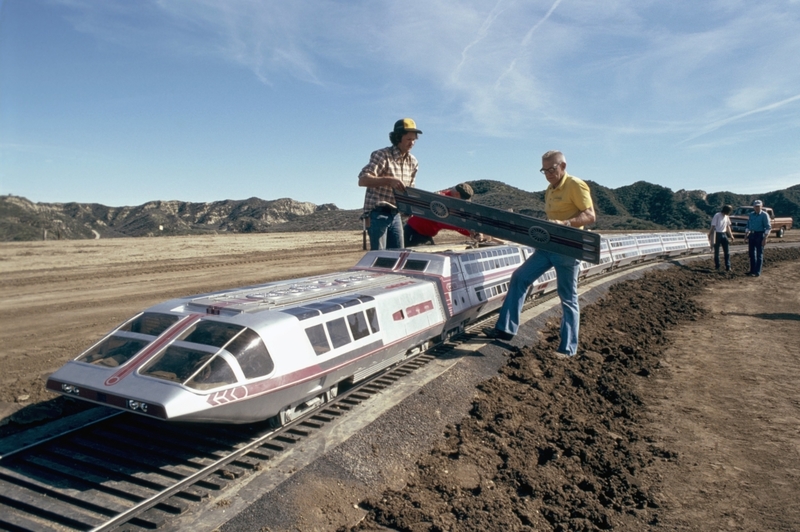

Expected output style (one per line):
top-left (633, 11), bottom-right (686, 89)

top-left (713, 233), bottom-right (731, 270)
top-left (368, 209), bottom-right (404, 250)
top-left (403, 224), bottom-right (435, 247)
top-left (496, 250), bottom-right (581, 355)
top-left (748, 232), bottom-right (765, 274)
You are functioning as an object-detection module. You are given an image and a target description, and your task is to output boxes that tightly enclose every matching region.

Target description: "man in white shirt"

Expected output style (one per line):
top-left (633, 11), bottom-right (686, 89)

top-left (710, 205), bottom-right (734, 271)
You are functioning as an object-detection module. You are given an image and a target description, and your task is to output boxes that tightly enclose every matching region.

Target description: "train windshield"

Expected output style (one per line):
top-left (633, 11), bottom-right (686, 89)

top-left (139, 320), bottom-right (274, 390)
top-left (76, 312), bottom-right (180, 367)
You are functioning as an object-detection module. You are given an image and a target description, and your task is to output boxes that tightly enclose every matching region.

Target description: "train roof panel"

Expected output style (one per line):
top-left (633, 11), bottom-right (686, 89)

top-left (353, 249), bottom-right (450, 276)
top-left (352, 246), bottom-right (527, 275)
top-left (176, 270), bottom-right (431, 317)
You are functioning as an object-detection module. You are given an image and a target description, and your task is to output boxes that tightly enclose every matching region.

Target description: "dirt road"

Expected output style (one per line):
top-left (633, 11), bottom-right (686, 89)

top-left (1, 232), bottom-right (799, 531)
top-left (0, 232), bottom-right (368, 422)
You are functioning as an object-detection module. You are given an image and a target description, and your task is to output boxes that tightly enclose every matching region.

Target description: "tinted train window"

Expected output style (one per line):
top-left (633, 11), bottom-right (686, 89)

top-left (182, 321), bottom-right (243, 348)
top-left (140, 321), bottom-right (273, 387)
top-left (327, 318), bottom-right (351, 349)
top-left (373, 257), bottom-right (398, 269)
top-left (78, 336), bottom-right (149, 367)
top-left (366, 307), bottom-right (380, 333)
top-left (186, 356), bottom-right (237, 390)
top-left (142, 345), bottom-right (219, 383)
top-left (120, 312), bottom-right (179, 336)
top-left (403, 259), bottom-right (429, 271)
top-left (328, 296), bottom-right (362, 308)
top-left (347, 312), bottom-right (370, 341)
top-left (306, 324), bottom-right (330, 355)
top-left (227, 328), bottom-right (274, 379)
top-left (284, 307), bottom-right (321, 321)
top-left (306, 301), bottom-right (344, 314)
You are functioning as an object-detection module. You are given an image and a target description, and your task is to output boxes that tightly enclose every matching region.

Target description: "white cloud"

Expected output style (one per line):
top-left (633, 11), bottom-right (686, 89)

top-left (52, 0), bottom-right (800, 140)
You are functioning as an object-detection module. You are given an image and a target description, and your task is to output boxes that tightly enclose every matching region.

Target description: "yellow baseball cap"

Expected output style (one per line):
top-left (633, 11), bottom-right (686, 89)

top-left (393, 118), bottom-right (422, 134)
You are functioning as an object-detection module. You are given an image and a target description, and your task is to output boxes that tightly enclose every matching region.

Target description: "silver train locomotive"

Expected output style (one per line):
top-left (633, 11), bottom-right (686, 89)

top-left (47, 232), bottom-right (709, 425)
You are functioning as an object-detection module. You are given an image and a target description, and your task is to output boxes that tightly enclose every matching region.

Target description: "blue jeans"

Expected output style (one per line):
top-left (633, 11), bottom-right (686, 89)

top-left (748, 232), bottom-right (765, 274)
top-left (496, 250), bottom-right (581, 355)
top-left (403, 224), bottom-right (435, 247)
top-left (713, 233), bottom-right (731, 270)
top-left (368, 209), bottom-right (404, 250)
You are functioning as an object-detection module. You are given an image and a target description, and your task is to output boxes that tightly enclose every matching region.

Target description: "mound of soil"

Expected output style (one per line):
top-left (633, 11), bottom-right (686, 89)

top-left (353, 247), bottom-right (800, 532)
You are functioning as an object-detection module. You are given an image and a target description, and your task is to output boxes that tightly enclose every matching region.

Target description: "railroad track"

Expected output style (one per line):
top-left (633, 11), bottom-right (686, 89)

top-left (0, 345), bottom-right (449, 532)
top-left (0, 255), bottom-right (701, 532)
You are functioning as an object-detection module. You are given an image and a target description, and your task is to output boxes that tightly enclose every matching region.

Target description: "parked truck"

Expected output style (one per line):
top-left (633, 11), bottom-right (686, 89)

top-left (729, 206), bottom-right (793, 238)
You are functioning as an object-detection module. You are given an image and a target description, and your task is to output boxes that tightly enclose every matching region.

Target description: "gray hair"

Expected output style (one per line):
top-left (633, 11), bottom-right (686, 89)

top-left (541, 150), bottom-right (565, 163)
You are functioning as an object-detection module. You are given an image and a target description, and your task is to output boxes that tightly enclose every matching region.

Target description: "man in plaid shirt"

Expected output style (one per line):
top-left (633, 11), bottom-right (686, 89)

top-left (358, 118), bottom-right (422, 250)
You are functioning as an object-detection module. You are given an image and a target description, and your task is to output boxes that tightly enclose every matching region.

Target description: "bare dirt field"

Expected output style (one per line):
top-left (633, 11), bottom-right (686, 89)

top-left (1, 231), bottom-right (799, 531)
top-left (0, 232), bottom-right (368, 424)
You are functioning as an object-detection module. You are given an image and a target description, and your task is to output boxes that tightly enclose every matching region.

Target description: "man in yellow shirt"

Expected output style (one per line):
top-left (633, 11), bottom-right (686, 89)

top-left (484, 150), bottom-right (596, 356)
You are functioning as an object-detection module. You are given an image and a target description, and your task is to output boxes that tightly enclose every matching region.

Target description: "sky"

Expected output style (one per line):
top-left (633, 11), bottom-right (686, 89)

top-left (1, 0), bottom-right (799, 211)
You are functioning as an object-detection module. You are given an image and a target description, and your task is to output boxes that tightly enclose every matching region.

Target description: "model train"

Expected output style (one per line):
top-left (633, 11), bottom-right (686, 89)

top-left (47, 231), bottom-right (709, 425)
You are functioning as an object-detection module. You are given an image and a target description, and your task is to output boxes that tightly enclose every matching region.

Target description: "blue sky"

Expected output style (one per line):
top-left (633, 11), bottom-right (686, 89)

top-left (1, 0), bottom-right (799, 210)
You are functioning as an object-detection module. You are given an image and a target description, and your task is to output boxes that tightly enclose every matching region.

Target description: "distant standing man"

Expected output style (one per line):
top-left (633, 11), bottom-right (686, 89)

top-left (745, 199), bottom-right (771, 277)
top-left (710, 204), bottom-right (734, 271)
top-left (358, 118), bottom-right (422, 250)
top-left (484, 150), bottom-right (596, 356)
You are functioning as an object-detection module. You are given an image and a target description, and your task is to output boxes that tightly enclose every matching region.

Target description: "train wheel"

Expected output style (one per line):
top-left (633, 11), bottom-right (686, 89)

top-left (272, 385), bottom-right (339, 427)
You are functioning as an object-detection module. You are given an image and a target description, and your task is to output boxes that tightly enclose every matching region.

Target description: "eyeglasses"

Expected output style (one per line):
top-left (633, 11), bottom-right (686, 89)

top-left (540, 164), bottom-right (561, 175)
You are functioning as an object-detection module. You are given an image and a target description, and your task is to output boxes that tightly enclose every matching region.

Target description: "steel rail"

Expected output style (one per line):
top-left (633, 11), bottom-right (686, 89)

top-left (88, 351), bottom-right (438, 531)
top-left (0, 251), bottom-right (709, 531)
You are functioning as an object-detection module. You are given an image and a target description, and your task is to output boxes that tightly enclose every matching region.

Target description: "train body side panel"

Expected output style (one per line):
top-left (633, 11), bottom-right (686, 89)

top-left (46, 232), bottom-right (710, 424)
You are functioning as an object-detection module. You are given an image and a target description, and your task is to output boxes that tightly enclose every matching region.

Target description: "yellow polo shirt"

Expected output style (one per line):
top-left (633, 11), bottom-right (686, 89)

top-left (544, 173), bottom-right (593, 228)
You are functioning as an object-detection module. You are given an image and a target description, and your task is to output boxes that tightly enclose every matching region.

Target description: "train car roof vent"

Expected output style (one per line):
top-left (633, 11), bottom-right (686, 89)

top-left (372, 256), bottom-right (399, 269)
top-left (402, 259), bottom-right (429, 272)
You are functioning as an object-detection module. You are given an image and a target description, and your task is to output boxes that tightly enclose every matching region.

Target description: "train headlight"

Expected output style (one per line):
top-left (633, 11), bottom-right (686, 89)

top-left (61, 384), bottom-right (80, 395)
top-left (127, 400), bottom-right (148, 413)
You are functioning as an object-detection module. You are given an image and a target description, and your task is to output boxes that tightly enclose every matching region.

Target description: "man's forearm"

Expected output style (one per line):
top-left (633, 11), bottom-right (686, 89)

top-left (562, 208), bottom-right (596, 228)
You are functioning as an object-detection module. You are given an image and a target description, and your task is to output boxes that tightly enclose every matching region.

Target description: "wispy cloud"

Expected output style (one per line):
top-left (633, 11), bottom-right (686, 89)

top-left (453, 0), bottom-right (508, 80)
top-left (683, 93), bottom-right (800, 142)
top-left (53, 0), bottom-right (800, 140)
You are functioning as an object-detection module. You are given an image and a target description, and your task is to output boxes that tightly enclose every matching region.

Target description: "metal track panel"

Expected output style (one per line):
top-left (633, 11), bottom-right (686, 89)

top-left (395, 188), bottom-right (601, 264)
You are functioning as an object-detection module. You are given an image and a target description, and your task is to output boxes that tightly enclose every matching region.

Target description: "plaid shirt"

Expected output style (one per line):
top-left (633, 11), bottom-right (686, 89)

top-left (359, 145), bottom-right (418, 213)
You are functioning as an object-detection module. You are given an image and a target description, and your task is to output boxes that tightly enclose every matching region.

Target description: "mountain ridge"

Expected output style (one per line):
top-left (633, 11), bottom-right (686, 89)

top-left (2, 181), bottom-right (798, 241)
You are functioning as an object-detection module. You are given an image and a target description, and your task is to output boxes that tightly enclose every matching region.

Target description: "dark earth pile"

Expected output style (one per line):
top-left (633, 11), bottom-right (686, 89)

top-left (351, 247), bottom-right (800, 532)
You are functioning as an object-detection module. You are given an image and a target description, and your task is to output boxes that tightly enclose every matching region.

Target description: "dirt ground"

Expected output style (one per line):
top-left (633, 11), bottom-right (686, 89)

top-left (1, 231), bottom-right (799, 532)
top-left (353, 245), bottom-right (800, 532)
